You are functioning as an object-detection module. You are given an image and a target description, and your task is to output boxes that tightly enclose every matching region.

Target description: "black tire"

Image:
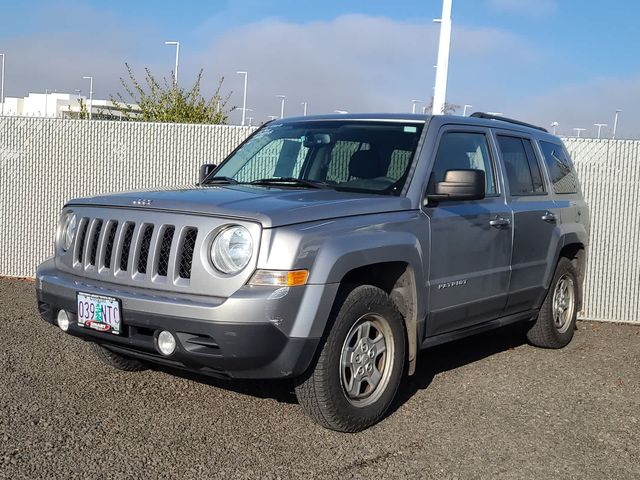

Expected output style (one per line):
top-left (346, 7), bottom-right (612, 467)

top-left (90, 343), bottom-right (147, 372)
top-left (295, 285), bottom-right (405, 432)
top-left (527, 257), bottom-right (579, 349)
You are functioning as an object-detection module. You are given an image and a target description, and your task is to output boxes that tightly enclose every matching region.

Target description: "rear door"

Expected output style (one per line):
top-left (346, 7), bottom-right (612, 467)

top-left (494, 131), bottom-right (560, 314)
top-left (424, 127), bottom-right (513, 336)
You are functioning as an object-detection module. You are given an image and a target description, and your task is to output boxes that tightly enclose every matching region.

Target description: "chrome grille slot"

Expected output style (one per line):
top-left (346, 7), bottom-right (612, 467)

top-left (157, 226), bottom-right (175, 277)
top-left (75, 218), bottom-right (89, 264)
top-left (103, 221), bottom-right (118, 269)
top-left (120, 223), bottom-right (135, 272)
top-left (179, 228), bottom-right (198, 279)
top-left (137, 225), bottom-right (154, 274)
top-left (88, 220), bottom-right (103, 266)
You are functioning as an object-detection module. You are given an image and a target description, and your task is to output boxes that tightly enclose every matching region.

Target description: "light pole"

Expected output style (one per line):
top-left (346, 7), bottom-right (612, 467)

top-left (0, 53), bottom-right (5, 116)
top-left (301, 101), bottom-right (308, 116)
top-left (411, 100), bottom-right (423, 114)
top-left (276, 95), bottom-right (286, 119)
top-left (165, 41), bottom-right (180, 85)
top-left (573, 128), bottom-right (586, 138)
top-left (82, 76), bottom-right (93, 120)
top-left (551, 122), bottom-right (559, 135)
top-left (594, 123), bottom-right (608, 139)
top-left (247, 116), bottom-right (254, 127)
top-left (463, 104), bottom-right (472, 117)
top-left (236, 71), bottom-right (248, 126)
top-left (432, 0), bottom-right (453, 115)
top-left (612, 109), bottom-right (622, 139)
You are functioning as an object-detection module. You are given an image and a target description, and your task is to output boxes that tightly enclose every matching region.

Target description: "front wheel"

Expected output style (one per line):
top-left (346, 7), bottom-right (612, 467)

top-left (295, 285), bottom-right (405, 432)
top-left (90, 343), bottom-right (147, 372)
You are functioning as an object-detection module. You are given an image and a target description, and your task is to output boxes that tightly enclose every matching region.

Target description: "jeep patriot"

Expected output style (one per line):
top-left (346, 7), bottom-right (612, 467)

top-left (36, 113), bottom-right (590, 432)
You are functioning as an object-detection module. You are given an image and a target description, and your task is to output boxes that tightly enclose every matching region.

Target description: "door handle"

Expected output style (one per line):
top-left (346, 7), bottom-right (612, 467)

top-left (541, 211), bottom-right (557, 223)
top-left (489, 217), bottom-right (511, 228)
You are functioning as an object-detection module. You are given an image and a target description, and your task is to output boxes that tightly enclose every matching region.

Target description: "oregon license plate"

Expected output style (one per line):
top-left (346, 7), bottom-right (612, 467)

top-left (77, 292), bottom-right (122, 335)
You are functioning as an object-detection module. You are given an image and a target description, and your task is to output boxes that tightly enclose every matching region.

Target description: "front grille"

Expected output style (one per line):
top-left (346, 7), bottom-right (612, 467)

top-left (179, 228), bottom-right (198, 279)
top-left (88, 220), bottom-right (103, 266)
top-left (157, 226), bottom-right (175, 277)
top-left (103, 221), bottom-right (118, 269)
top-left (120, 223), bottom-right (135, 271)
top-left (137, 225), bottom-right (154, 274)
top-left (74, 216), bottom-right (198, 284)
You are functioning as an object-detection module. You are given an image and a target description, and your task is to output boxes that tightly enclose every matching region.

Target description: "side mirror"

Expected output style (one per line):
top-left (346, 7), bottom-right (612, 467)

top-left (199, 163), bottom-right (217, 184)
top-left (426, 169), bottom-right (486, 204)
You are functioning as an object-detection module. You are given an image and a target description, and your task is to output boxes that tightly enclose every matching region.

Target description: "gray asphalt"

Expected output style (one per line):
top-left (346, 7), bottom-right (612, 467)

top-left (1, 277), bottom-right (639, 480)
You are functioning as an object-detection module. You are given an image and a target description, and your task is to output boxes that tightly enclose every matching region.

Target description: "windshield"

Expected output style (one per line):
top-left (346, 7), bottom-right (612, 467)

top-left (212, 120), bottom-right (425, 195)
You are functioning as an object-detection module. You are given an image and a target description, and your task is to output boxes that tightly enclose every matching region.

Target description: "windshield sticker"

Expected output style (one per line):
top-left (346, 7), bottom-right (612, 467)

top-left (404, 126), bottom-right (417, 133)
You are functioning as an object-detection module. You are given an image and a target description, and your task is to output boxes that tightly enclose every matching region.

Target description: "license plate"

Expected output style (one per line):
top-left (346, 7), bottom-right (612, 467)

top-left (77, 293), bottom-right (122, 335)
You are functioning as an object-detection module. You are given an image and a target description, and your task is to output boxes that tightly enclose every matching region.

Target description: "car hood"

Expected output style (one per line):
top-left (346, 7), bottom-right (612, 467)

top-left (66, 184), bottom-right (413, 228)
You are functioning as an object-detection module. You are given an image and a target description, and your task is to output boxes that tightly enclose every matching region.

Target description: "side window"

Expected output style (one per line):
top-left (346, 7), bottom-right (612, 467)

top-left (497, 135), bottom-right (545, 195)
top-left (429, 132), bottom-right (497, 195)
top-left (539, 141), bottom-right (578, 194)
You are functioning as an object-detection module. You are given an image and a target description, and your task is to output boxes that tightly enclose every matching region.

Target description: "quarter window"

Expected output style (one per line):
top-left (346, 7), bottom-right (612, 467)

top-left (497, 135), bottom-right (546, 195)
top-left (539, 141), bottom-right (578, 194)
top-left (429, 132), bottom-right (497, 195)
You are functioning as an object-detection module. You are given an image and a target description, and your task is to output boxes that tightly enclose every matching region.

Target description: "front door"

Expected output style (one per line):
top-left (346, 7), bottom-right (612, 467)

top-left (424, 128), bottom-right (512, 337)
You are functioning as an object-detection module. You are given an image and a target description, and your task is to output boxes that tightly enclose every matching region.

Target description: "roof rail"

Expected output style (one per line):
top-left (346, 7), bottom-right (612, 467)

top-left (470, 112), bottom-right (548, 133)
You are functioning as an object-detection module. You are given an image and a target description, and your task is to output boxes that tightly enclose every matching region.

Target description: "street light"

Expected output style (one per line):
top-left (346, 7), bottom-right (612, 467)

top-left (247, 116), bottom-right (254, 127)
top-left (593, 123), bottom-right (608, 139)
top-left (551, 122), bottom-right (559, 135)
top-left (573, 128), bottom-right (586, 138)
top-left (82, 76), bottom-right (93, 120)
top-left (432, 0), bottom-right (453, 115)
top-left (44, 89), bottom-right (51, 117)
top-left (0, 53), bottom-right (5, 116)
top-left (411, 100), bottom-right (423, 114)
top-left (301, 101), bottom-right (308, 116)
top-left (236, 71), bottom-right (248, 126)
top-left (165, 41), bottom-right (180, 85)
top-left (276, 95), bottom-right (286, 119)
top-left (462, 104), bottom-right (472, 117)
top-left (612, 109), bottom-right (622, 139)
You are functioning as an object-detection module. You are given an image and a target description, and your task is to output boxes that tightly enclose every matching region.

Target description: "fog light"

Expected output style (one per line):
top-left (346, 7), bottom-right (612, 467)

top-left (57, 310), bottom-right (70, 332)
top-left (157, 331), bottom-right (176, 356)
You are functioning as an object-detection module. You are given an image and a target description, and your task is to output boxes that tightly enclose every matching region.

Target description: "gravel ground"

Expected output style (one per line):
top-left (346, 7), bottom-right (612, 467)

top-left (1, 277), bottom-right (639, 480)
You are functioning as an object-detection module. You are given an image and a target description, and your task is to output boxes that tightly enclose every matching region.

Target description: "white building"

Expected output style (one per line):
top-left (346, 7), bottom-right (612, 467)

top-left (0, 92), bottom-right (135, 119)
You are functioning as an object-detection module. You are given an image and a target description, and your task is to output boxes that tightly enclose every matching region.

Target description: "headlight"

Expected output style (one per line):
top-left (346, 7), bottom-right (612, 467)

top-left (59, 211), bottom-right (77, 252)
top-left (210, 226), bottom-right (253, 274)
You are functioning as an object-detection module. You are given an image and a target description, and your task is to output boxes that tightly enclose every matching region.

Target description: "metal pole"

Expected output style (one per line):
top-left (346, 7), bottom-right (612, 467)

top-left (432, 0), bottom-right (453, 115)
top-left (573, 128), bottom-right (586, 138)
top-left (0, 54), bottom-right (5, 116)
top-left (237, 71), bottom-right (248, 126)
top-left (301, 101), bottom-right (308, 116)
top-left (612, 109), bottom-right (621, 139)
top-left (277, 95), bottom-right (286, 119)
top-left (551, 122), bottom-right (559, 135)
top-left (44, 89), bottom-right (51, 117)
top-left (247, 117), bottom-right (253, 127)
top-left (83, 76), bottom-right (93, 120)
top-left (594, 123), bottom-right (607, 139)
top-left (463, 104), bottom-right (472, 117)
top-left (165, 41), bottom-right (180, 85)
top-left (411, 100), bottom-right (422, 114)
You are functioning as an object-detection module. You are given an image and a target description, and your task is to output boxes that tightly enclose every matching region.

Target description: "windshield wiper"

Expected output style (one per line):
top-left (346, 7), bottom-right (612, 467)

top-left (200, 176), bottom-right (239, 186)
top-left (249, 177), bottom-right (330, 189)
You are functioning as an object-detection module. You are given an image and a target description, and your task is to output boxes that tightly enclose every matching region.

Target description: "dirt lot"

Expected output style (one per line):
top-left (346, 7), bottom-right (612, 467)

top-left (1, 277), bottom-right (639, 479)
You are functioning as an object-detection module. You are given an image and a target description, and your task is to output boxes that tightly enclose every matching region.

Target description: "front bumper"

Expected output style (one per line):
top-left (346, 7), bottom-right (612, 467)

top-left (36, 259), bottom-right (338, 379)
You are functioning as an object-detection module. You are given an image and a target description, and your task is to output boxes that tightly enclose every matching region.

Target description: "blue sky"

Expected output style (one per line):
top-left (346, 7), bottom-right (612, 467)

top-left (1, 0), bottom-right (639, 137)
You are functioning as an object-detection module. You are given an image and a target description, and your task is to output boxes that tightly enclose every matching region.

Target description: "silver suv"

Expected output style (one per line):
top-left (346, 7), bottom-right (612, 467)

top-left (36, 113), bottom-right (590, 432)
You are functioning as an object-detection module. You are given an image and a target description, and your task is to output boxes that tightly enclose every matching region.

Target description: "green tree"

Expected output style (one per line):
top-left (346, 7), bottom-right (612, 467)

top-left (111, 63), bottom-right (234, 124)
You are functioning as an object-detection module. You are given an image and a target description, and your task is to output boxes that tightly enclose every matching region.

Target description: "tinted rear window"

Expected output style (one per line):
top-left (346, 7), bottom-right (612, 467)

top-left (539, 141), bottom-right (578, 194)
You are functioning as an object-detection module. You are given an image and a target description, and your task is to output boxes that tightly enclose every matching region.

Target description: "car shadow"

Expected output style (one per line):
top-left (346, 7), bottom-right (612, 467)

top-left (389, 322), bottom-right (529, 416)
top-left (151, 322), bottom-right (530, 412)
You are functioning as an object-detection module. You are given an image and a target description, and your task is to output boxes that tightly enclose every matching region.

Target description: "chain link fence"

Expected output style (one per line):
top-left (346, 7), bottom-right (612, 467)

top-left (1, 116), bottom-right (638, 323)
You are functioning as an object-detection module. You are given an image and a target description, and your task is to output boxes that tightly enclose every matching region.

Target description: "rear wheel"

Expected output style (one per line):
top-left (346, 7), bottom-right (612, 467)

top-left (295, 285), bottom-right (405, 432)
top-left (90, 343), bottom-right (147, 372)
top-left (527, 257), bottom-right (579, 348)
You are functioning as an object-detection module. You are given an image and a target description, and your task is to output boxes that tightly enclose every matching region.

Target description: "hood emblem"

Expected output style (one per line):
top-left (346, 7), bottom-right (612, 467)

top-left (132, 198), bottom-right (153, 206)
